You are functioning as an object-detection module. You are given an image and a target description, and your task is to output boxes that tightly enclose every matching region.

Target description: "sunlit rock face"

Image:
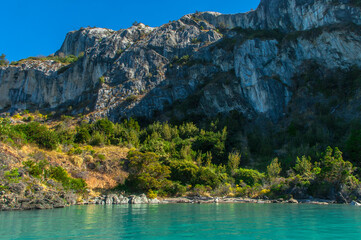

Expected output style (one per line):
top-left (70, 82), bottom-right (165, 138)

top-left (1, 0), bottom-right (361, 121)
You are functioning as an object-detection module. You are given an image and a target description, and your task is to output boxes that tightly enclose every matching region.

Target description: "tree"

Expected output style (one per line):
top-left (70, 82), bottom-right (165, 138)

top-left (267, 158), bottom-right (281, 179)
top-left (0, 54), bottom-right (9, 66)
top-left (346, 129), bottom-right (361, 164)
top-left (319, 146), bottom-right (356, 185)
top-left (294, 155), bottom-right (313, 179)
top-left (227, 151), bottom-right (241, 175)
top-left (127, 150), bottom-right (171, 191)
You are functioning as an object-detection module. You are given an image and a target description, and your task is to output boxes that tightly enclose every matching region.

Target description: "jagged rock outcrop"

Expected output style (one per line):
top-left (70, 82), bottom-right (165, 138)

top-left (0, 0), bottom-right (361, 121)
top-left (56, 27), bottom-right (115, 57)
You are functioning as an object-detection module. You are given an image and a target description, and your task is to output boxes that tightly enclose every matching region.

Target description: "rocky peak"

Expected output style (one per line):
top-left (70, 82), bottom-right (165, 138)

top-left (55, 27), bottom-right (115, 57)
top-left (1, 0), bottom-right (361, 122)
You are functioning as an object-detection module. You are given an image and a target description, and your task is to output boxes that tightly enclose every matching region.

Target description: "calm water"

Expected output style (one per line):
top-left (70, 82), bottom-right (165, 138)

top-left (1, 203), bottom-right (361, 239)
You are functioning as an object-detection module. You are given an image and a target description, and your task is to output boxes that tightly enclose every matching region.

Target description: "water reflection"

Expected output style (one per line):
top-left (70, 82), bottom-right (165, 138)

top-left (1, 204), bottom-right (361, 239)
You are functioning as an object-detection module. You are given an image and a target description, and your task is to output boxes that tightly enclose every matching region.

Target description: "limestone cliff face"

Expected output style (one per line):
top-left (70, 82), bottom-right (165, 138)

top-left (1, 0), bottom-right (361, 121)
top-left (199, 0), bottom-right (361, 31)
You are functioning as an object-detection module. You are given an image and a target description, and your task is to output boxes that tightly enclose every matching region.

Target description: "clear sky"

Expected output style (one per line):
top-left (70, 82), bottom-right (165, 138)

top-left (2, 0), bottom-right (260, 62)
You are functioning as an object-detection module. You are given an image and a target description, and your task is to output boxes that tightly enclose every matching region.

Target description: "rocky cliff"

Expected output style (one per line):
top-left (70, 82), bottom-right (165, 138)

top-left (1, 0), bottom-right (361, 122)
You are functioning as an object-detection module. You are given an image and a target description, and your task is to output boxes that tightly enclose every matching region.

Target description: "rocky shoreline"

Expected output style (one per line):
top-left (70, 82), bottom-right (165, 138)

top-left (2, 191), bottom-right (361, 211)
top-left (89, 194), bottom-right (337, 206)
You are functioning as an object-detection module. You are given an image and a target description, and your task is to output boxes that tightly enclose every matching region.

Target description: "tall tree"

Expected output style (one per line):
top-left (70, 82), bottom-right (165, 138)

top-left (0, 54), bottom-right (9, 66)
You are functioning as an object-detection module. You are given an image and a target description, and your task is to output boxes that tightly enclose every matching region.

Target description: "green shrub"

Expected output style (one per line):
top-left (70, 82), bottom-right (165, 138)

top-left (267, 158), bottom-right (282, 179)
top-left (23, 159), bottom-right (49, 178)
top-left (196, 166), bottom-right (220, 189)
top-left (90, 132), bottom-right (105, 146)
top-left (49, 166), bottom-right (87, 192)
top-left (92, 119), bottom-right (114, 136)
top-left (233, 168), bottom-right (265, 186)
top-left (192, 128), bottom-right (227, 164)
top-left (126, 95), bottom-right (138, 103)
top-left (169, 160), bottom-right (199, 185)
top-left (74, 127), bottom-right (91, 144)
top-left (126, 150), bottom-right (171, 191)
top-left (4, 168), bottom-right (21, 183)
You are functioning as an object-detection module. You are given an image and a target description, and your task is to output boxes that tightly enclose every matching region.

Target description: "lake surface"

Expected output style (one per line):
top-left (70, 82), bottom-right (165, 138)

top-left (1, 203), bottom-right (361, 239)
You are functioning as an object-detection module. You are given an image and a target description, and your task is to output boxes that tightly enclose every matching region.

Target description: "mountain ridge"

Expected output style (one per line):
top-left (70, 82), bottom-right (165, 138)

top-left (0, 0), bottom-right (360, 123)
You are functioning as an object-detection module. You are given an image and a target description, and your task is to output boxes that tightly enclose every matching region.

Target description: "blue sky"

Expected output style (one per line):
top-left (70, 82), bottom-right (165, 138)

top-left (2, 0), bottom-right (260, 62)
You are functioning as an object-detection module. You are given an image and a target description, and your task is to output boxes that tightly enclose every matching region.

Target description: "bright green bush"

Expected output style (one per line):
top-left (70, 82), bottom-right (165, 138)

top-left (14, 122), bottom-right (59, 150)
top-left (4, 168), bottom-right (21, 183)
top-left (23, 159), bottom-right (49, 178)
top-left (233, 168), bottom-right (265, 186)
top-left (169, 160), bottom-right (199, 185)
top-left (74, 127), bottom-right (91, 144)
top-left (126, 150), bottom-right (171, 191)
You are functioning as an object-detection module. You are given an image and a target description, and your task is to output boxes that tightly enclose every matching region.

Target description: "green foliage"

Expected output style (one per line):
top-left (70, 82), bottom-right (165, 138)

top-left (267, 158), bottom-right (282, 179)
top-left (15, 122), bottom-right (59, 150)
top-left (227, 151), bottom-right (241, 174)
top-left (318, 147), bottom-right (357, 186)
top-left (49, 166), bottom-right (86, 192)
top-left (23, 159), bottom-right (49, 178)
top-left (0, 53), bottom-right (9, 66)
top-left (1, 112), bottom-right (361, 199)
top-left (192, 127), bottom-right (227, 164)
top-left (196, 166), bottom-right (221, 189)
top-left (74, 127), bottom-right (91, 144)
top-left (21, 55), bottom-right (80, 64)
top-left (346, 129), bottom-right (361, 164)
top-left (4, 168), bottom-right (21, 183)
top-left (178, 122), bottom-right (199, 138)
top-left (233, 168), bottom-right (265, 186)
top-left (169, 160), bottom-right (199, 185)
top-left (172, 55), bottom-right (190, 65)
top-left (126, 150), bottom-right (171, 191)
top-left (126, 95), bottom-right (138, 102)
top-left (0, 118), bottom-right (27, 145)
top-left (93, 119), bottom-right (114, 136)
top-left (90, 132), bottom-right (106, 146)
top-left (294, 156), bottom-right (313, 179)
top-left (99, 76), bottom-right (105, 84)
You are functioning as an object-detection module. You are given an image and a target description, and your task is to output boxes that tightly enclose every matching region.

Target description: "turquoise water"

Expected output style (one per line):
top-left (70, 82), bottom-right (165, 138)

top-left (1, 204), bottom-right (361, 239)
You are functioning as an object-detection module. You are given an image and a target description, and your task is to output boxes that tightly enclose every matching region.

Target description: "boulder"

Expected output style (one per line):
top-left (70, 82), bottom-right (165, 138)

top-left (148, 198), bottom-right (161, 204)
top-left (350, 200), bottom-right (361, 206)
top-left (130, 194), bottom-right (149, 204)
top-left (288, 198), bottom-right (298, 204)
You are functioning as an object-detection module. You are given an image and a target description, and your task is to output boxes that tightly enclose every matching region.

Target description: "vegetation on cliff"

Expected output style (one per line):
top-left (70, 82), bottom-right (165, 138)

top-left (1, 111), bottom-right (361, 203)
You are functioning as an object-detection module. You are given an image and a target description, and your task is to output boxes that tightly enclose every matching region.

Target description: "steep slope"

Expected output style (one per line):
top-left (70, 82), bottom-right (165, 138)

top-left (0, 0), bottom-right (361, 122)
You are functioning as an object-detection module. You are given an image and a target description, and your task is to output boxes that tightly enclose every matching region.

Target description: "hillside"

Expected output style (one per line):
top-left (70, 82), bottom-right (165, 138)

top-left (1, 0), bottom-right (361, 209)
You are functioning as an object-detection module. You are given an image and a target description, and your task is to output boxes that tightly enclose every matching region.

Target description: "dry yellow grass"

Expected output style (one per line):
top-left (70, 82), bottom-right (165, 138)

top-left (0, 143), bottom-right (129, 191)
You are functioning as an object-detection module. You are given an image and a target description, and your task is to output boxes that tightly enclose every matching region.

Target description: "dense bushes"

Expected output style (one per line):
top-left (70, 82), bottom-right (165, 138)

top-left (1, 115), bottom-right (361, 200)
top-left (23, 159), bottom-right (87, 192)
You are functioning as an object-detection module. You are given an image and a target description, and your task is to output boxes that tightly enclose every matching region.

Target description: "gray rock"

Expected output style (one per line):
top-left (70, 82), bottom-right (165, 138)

top-left (130, 194), bottom-right (149, 204)
top-left (8, 183), bottom-right (26, 194)
top-left (350, 200), bottom-right (361, 206)
top-left (148, 198), bottom-right (161, 204)
top-left (0, 0), bottom-right (360, 123)
top-left (288, 198), bottom-right (298, 204)
top-left (105, 195), bottom-right (113, 205)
